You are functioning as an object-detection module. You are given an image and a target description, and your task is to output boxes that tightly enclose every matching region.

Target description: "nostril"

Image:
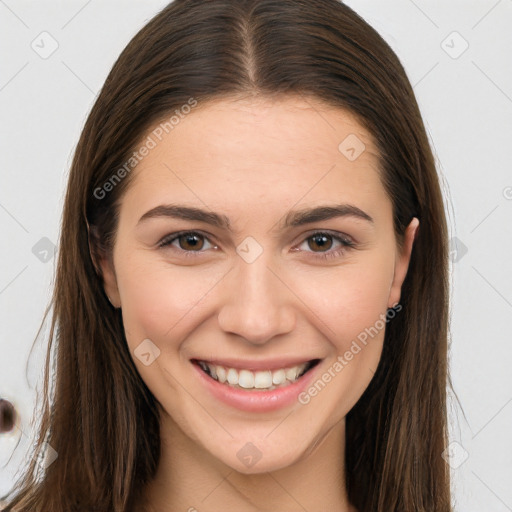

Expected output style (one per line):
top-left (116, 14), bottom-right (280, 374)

top-left (0, 399), bottom-right (16, 433)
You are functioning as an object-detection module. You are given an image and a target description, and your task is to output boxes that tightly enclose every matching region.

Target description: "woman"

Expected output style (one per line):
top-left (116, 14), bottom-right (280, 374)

top-left (1, 0), bottom-right (451, 510)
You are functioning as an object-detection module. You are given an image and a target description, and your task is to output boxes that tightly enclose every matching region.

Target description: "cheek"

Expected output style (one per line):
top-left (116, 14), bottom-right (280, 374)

top-left (116, 256), bottom-right (224, 347)
top-left (293, 262), bottom-right (394, 413)
top-left (293, 256), bottom-right (394, 348)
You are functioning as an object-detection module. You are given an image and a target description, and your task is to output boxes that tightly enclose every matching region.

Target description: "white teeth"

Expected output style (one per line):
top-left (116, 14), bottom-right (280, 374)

top-left (216, 366), bottom-right (227, 383)
top-left (226, 368), bottom-right (239, 385)
top-left (272, 369), bottom-right (286, 385)
top-left (199, 360), bottom-right (313, 390)
top-left (238, 370), bottom-right (254, 389)
top-left (285, 367), bottom-right (298, 381)
top-left (254, 371), bottom-right (272, 389)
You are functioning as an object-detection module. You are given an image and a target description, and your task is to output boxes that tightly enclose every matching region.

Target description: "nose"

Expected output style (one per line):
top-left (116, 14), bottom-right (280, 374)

top-left (217, 255), bottom-right (296, 345)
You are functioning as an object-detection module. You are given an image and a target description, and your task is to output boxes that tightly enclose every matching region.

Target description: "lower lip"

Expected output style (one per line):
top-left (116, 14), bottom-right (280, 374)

top-left (192, 361), bottom-right (320, 412)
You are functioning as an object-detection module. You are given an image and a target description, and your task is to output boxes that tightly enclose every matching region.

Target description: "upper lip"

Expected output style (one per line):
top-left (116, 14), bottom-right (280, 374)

top-left (192, 357), bottom-right (321, 371)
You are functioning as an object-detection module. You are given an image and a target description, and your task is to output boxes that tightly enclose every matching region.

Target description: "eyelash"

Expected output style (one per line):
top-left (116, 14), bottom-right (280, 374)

top-left (157, 230), bottom-right (356, 261)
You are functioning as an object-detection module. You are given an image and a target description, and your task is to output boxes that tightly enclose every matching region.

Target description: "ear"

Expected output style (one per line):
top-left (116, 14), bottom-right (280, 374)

top-left (387, 217), bottom-right (419, 308)
top-left (87, 222), bottom-right (122, 308)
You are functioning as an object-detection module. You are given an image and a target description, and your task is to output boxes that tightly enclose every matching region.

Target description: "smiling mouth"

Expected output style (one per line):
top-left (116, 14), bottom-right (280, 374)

top-left (192, 359), bottom-right (321, 391)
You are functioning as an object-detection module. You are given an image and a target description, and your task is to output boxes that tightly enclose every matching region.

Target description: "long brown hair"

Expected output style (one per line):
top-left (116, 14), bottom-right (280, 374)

top-left (1, 1), bottom-right (451, 510)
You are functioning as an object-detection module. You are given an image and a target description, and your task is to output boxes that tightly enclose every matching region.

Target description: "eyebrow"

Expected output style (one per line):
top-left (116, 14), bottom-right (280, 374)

top-left (137, 203), bottom-right (374, 231)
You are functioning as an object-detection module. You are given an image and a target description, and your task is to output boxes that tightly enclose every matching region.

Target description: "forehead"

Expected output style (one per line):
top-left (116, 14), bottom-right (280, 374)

top-left (119, 95), bottom-right (390, 227)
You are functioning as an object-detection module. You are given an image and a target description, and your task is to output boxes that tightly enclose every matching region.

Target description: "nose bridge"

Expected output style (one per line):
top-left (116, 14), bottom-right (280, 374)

top-left (217, 245), bottom-right (295, 344)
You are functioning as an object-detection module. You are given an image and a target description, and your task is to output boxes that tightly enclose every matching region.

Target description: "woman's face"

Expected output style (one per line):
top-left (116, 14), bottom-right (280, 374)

top-left (100, 96), bottom-right (418, 473)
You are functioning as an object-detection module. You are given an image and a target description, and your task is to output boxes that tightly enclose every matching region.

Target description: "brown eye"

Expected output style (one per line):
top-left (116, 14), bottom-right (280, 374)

top-left (158, 231), bottom-right (216, 256)
top-left (294, 231), bottom-right (355, 261)
top-left (177, 233), bottom-right (205, 251)
top-left (307, 233), bottom-right (333, 252)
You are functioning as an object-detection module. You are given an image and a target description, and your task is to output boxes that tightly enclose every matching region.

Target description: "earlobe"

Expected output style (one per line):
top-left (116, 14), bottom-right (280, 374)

top-left (387, 217), bottom-right (419, 308)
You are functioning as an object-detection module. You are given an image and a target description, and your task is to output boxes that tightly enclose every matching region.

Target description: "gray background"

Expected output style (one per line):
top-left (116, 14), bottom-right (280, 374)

top-left (1, 1), bottom-right (511, 510)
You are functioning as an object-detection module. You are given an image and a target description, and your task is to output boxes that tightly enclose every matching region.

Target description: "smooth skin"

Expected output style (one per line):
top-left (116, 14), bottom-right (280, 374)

top-left (99, 95), bottom-right (419, 512)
